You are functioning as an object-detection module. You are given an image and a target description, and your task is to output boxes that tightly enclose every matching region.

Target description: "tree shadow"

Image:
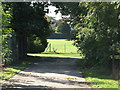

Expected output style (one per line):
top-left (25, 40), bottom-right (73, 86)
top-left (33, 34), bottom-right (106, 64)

top-left (3, 55), bottom-right (115, 89)
top-left (2, 83), bottom-right (52, 90)
top-left (23, 55), bottom-right (83, 77)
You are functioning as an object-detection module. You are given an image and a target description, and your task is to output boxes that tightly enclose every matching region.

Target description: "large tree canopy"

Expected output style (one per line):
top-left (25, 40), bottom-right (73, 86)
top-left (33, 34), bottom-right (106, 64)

top-left (2, 2), bottom-right (52, 64)
top-left (10, 2), bottom-right (51, 37)
top-left (2, 2), bottom-right (120, 68)
top-left (53, 2), bottom-right (120, 67)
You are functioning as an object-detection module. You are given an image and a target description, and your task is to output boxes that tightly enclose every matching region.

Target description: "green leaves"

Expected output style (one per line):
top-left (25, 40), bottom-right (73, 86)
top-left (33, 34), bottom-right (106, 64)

top-left (11, 2), bottom-right (51, 38)
top-left (1, 3), bottom-right (14, 65)
top-left (27, 35), bottom-right (48, 53)
top-left (56, 21), bottom-right (71, 34)
top-left (1, 2), bottom-right (52, 65)
top-left (73, 2), bottom-right (120, 67)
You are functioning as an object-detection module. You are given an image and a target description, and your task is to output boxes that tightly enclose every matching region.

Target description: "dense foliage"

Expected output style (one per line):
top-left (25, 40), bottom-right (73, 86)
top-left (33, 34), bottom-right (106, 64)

top-left (74, 2), bottom-right (120, 67)
top-left (54, 2), bottom-right (120, 68)
top-left (2, 2), bottom-right (51, 65)
top-left (11, 2), bottom-right (51, 37)
top-left (1, 3), bottom-right (14, 65)
top-left (27, 35), bottom-right (48, 53)
top-left (2, 2), bottom-right (120, 70)
top-left (45, 15), bottom-right (56, 33)
top-left (56, 21), bottom-right (71, 34)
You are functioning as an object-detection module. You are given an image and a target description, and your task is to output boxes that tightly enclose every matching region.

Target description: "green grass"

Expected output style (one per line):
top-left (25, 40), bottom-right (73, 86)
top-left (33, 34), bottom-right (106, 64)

top-left (1, 57), bottom-right (38, 82)
top-left (76, 62), bottom-right (119, 88)
top-left (83, 70), bottom-right (118, 88)
top-left (2, 66), bottom-right (25, 80)
top-left (35, 39), bottom-right (83, 58)
top-left (28, 53), bottom-right (81, 58)
top-left (46, 39), bottom-right (78, 54)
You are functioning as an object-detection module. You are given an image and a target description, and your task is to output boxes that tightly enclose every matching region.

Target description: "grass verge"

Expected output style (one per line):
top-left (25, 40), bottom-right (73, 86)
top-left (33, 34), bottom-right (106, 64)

top-left (1, 57), bottom-right (38, 83)
top-left (76, 60), bottom-right (118, 88)
top-left (2, 65), bottom-right (26, 80)
top-left (28, 53), bottom-right (82, 58)
top-left (82, 69), bottom-right (118, 88)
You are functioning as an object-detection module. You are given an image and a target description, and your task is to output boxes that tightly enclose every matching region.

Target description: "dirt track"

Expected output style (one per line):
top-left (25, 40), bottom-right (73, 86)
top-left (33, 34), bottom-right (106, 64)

top-left (2, 57), bottom-right (90, 89)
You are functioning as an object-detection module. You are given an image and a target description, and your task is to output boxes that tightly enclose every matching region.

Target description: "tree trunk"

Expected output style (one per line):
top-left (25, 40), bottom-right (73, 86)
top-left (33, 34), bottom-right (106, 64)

top-left (23, 34), bottom-right (27, 58)
top-left (15, 32), bottom-right (24, 64)
top-left (16, 33), bottom-right (20, 64)
top-left (11, 32), bottom-right (27, 64)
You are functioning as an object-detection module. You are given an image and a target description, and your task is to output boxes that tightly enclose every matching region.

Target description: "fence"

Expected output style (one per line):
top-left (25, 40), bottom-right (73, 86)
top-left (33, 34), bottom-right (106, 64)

top-left (45, 43), bottom-right (67, 53)
top-left (45, 43), bottom-right (78, 54)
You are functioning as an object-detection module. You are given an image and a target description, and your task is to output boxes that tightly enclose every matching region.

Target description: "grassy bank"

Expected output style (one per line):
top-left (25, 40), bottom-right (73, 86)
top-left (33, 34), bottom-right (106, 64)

top-left (1, 57), bottom-right (38, 83)
top-left (82, 68), bottom-right (118, 88)
top-left (76, 60), bottom-right (118, 88)
top-left (28, 53), bottom-right (81, 58)
top-left (2, 64), bottom-right (27, 80)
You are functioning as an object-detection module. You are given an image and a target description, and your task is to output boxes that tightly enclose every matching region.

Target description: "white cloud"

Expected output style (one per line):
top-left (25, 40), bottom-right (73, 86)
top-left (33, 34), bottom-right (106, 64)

top-left (46, 5), bottom-right (62, 20)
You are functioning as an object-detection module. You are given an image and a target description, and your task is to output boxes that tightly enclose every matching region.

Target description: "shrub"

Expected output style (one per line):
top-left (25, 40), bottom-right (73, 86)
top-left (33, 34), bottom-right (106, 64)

top-left (27, 35), bottom-right (48, 53)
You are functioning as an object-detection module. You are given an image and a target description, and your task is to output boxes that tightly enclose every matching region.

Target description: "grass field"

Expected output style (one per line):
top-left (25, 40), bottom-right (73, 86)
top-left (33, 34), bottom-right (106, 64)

top-left (46, 39), bottom-right (78, 54)
top-left (28, 39), bottom-right (83, 58)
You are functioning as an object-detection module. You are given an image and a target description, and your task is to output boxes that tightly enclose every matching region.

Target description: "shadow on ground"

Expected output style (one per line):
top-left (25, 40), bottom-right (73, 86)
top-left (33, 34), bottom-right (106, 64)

top-left (2, 55), bottom-right (116, 89)
top-left (2, 55), bottom-right (92, 89)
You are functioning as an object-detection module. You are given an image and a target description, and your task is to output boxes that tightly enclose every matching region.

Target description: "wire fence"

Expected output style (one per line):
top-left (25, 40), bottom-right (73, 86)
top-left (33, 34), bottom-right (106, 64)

top-left (45, 43), bottom-right (78, 54)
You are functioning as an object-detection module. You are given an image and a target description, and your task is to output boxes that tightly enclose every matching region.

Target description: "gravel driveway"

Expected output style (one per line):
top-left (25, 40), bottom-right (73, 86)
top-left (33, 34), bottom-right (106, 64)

top-left (2, 57), bottom-right (90, 89)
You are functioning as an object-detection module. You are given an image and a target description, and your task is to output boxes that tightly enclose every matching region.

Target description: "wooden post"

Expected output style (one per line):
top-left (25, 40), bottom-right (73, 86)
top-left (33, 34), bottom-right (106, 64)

top-left (64, 44), bottom-right (66, 53)
top-left (50, 44), bottom-right (51, 52)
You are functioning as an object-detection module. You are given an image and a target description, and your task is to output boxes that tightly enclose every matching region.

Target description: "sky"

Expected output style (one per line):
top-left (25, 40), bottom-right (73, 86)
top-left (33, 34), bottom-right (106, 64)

top-left (46, 5), bottom-right (62, 20)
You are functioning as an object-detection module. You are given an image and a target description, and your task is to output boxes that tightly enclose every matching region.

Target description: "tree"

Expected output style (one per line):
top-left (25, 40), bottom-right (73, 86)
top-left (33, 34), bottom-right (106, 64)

top-left (74, 2), bottom-right (120, 67)
top-left (2, 2), bottom-right (51, 64)
top-left (27, 35), bottom-right (48, 53)
top-left (1, 3), bottom-right (14, 65)
top-left (45, 15), bottom-right (57, 32)
top-left (53, 2), bottom-right (120, 68)
top-left (57, 21), bottom-right (71, 34)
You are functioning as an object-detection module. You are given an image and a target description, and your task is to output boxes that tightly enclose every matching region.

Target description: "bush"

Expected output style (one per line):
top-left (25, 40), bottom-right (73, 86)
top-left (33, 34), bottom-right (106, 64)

top-left (74, 3), bottom-right (120, 69)
top-left (74, 27), bottom-right (113, 67)
top-left (76, 59), bottom-right (92, 68)
top-left (56, 21), bottom-right (71, 34)
top-left (27, 35), bottom-right (48, 53)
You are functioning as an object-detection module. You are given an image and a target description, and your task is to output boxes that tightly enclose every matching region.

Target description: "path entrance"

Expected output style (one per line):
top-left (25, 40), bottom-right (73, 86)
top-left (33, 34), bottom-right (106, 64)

top-left (2, 57), bottom-right (90, 89)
